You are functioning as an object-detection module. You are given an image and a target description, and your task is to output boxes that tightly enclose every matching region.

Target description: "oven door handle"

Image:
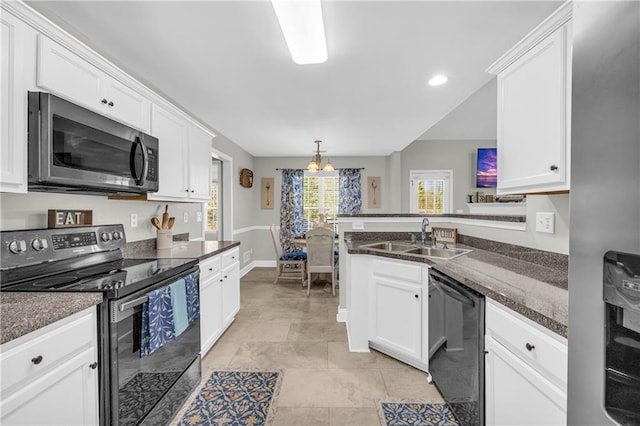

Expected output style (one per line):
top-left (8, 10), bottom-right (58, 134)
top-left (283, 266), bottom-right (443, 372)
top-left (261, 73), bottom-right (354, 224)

top-left (431, 276), bottom-right (475, 307)
top-left (119, 295), bottom-right (149, 312)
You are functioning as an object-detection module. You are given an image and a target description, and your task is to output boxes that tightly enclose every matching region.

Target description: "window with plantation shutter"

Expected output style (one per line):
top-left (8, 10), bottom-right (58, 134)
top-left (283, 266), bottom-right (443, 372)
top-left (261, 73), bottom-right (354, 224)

top-left (410, 170), bottom-right (453, 214)
top-left (303, 171), bottom-right (339, 232)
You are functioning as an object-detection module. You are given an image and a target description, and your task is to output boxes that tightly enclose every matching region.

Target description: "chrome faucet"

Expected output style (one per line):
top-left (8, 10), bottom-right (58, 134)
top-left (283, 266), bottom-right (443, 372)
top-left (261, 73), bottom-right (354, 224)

top-left (421, 217), bottom-right (429, 246)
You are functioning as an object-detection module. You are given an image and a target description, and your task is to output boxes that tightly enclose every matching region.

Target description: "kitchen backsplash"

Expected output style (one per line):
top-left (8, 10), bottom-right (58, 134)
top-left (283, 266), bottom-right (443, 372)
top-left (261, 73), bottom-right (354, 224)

top-left (0, 193), bottom-right (204, 242)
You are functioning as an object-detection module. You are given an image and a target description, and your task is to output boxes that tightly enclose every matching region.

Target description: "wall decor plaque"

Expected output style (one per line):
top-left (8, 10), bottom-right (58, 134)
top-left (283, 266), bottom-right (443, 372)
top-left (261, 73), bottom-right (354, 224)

top-left (261, 177), bottom-right (274, 209)
top-left (48, 210), bottom-right (93, 228)
top-left (367, 176), bottom-right (381, 209)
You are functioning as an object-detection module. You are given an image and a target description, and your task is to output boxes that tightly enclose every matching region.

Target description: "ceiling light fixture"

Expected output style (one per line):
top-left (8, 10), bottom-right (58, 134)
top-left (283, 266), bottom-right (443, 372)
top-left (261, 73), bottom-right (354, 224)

top-left (428, 75), bottom-right (449, 86)
top-left (271, 0), bottom-right (328, 65)
top-left (307, 140), bottom-right (333, 172)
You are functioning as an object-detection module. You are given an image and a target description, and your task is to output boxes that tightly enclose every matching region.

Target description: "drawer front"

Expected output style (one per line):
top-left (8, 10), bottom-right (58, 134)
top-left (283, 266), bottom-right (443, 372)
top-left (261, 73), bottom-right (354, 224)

top-left (371, 258), bottom-right (422, 283)
top-left (486, 300), bottom-right (567, 387)
top-left (199, 255), bottom-right (221, 281)
top-left (221, 248), bottom-right (239, 269)
top-left (1, 307), bottom-right (96, 392)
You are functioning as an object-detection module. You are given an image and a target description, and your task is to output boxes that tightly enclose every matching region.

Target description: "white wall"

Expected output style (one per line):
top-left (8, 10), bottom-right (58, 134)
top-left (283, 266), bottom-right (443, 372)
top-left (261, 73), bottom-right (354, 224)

top-left (400, 139), bottom-right (498, 213)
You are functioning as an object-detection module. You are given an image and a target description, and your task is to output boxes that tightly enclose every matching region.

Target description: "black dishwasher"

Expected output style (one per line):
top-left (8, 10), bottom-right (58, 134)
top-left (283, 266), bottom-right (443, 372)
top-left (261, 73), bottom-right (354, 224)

top-left (428, 269), bottom-right (485, 426)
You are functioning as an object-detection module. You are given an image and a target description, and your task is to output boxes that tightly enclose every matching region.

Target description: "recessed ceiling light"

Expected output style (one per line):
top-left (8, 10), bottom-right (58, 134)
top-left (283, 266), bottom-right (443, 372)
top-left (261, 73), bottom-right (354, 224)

top-left (428, 75), bottom-right (448, 86)
top-left (271, 0), bottom-right (328, 65)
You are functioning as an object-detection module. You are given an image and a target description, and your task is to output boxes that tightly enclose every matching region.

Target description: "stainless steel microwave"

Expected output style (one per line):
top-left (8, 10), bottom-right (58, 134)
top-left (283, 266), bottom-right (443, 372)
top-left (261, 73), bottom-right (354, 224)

top-left (28, 91), bottom-right (159, 195)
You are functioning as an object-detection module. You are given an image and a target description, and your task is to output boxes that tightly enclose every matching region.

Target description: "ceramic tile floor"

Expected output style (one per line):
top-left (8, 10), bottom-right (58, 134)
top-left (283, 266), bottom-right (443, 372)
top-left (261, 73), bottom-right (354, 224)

top-left (173, 267), bottom-right (444, 425)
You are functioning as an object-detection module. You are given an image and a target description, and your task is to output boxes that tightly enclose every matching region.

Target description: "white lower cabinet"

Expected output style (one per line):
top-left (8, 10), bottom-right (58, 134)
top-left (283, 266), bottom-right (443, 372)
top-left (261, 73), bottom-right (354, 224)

top-left (485, 299), bottom-right (567, 425)
top-left (199, 255), bottom-right (223, 355)
top-left (199, 247), bottom-right (240, 356)
top-left (0, 307), bottom-right (99, 425)
top-left (221, 248), bottom-right (240, 328)
top-left (367, 257), bottom-right (428, 370)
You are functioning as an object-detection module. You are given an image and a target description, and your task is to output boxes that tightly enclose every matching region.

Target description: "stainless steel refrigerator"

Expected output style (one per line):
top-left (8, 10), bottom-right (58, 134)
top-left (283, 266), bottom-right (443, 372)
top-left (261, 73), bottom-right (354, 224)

top-left (568, 2), bottom-right (640, 425)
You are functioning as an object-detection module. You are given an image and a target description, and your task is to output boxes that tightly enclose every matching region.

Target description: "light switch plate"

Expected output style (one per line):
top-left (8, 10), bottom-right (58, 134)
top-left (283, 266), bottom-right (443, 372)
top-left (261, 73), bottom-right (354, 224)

top-left (535, 212), bottom-right (555, 233)
top-left (183, 212), bottom-right (189, 223)
top-left (196, 212), bottom-right (202, 222)
top-left (130, 213), bottom-right (138, 228)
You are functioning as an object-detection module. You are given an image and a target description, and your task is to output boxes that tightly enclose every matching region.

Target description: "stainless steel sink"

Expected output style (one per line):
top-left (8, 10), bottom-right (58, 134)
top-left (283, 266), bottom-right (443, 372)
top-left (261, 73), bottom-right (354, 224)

top-left (361, 242), bottom-right (415, 252)
top-left (361, 240), bottom-right (471, 260)
top-left (404, 247), bottom-right (471, 259)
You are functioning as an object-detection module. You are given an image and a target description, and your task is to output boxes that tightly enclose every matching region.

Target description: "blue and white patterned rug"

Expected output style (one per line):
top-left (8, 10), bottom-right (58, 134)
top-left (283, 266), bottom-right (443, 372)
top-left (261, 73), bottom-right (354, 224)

top-left (177, 370), bottom-right (281, 426)
top-left (379, 401), bottom-right (460, 426)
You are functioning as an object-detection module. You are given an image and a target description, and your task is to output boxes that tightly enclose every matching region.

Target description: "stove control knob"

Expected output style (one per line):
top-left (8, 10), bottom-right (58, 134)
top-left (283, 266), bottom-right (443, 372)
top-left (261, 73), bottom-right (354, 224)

top-left (8, 240), bottom-right (27, 254)
top-left (101, 233), bottom-right (112, 242)
top-left (112, 232), bottom-right (122, 241)
top-left (31, 238), bottom-right (48, 251)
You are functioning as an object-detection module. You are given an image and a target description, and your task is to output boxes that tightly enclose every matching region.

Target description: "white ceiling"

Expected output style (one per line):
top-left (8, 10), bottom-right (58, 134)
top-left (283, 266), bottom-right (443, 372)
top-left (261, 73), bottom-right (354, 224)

top-left (27, 0), bottom-right (561, 158)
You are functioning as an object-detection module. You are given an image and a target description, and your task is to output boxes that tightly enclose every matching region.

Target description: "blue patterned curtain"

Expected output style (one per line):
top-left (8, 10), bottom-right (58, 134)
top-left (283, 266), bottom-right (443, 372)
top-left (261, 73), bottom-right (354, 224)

top-left (339, 169), bottom-right (362, 214)
top-left (280, 169), bottom-right (304, 252)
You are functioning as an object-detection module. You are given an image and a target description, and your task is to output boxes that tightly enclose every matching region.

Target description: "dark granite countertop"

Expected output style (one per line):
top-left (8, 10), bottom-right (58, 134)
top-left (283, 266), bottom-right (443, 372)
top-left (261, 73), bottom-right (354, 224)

top-left (346, 237), bottom-right (568, 338)
top-left (338, 213), bottom-right (526, 223)
top-left (123, 240), bottom-right (240, 261)
top-left (0, 292), bottom-right (102, 345)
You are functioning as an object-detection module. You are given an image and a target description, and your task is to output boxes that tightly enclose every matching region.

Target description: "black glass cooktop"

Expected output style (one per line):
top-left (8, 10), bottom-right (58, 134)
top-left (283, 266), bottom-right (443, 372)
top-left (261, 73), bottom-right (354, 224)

top-left (1, 257), bottom-right (198, 299)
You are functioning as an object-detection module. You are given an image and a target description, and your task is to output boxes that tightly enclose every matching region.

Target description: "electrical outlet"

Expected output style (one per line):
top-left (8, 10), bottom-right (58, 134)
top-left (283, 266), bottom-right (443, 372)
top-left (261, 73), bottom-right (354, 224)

top-left (183, 212), bottom-right (189, 223)
top-left (196, 212), bottom-right (202, 222)
top-left (352, 221), bottom-right (365, 230)
top-left (243, 251), bottom-right (251, 263)
top-left (535, 212), bottom-right (555, 234)
top-left (130, 213), bottom-right (138, 228)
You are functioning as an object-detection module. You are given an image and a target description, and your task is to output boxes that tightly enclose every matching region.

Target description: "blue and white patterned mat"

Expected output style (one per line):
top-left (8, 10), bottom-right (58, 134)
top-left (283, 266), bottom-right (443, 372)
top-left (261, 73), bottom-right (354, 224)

top-left (177, 370), bottom-right (281, 426)
top-left (379, 401), bottom-right (460, 426)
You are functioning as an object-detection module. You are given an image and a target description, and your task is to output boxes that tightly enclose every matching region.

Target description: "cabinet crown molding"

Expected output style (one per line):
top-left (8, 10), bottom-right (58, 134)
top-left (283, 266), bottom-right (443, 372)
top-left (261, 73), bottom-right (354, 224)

top-left (486, 1), bottom-right (572, 75)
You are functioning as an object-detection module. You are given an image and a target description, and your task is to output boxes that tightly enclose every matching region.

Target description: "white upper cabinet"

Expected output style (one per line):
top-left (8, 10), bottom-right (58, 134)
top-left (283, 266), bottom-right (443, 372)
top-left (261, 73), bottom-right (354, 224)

top-left (148, 104), bottom-right (189, 200)
top-left (487, 3), bottom-right (572, 194)
top-left (37, 36), bottom-right (151, 132)
top-left (188, 125), bottom-right (213, 201)
top-left (1, 10), bottom-right (30, 193)
top-left (148, 104), bottom-right (213, 202)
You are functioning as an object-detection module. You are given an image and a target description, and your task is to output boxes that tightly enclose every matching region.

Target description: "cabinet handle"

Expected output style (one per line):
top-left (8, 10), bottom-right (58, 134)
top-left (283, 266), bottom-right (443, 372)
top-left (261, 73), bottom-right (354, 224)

top-left (550, 165), bottom-right (558, 171)
top-left (232, 256), bottom-right (236, 259)
top-left (525, 342), bottom-right (535, 351)
top-left (108, 101), bottom-right (114, 107)
top-left (220, 279), bottom-right (223, 282)
top-left (414, 294), bottom-right (419, 299)
top-left (31, 355), bottom-right (43, 365)
top-left (190, 190), bottom-right (194, 193)
top-left (101, 98), bottom-right (108, 104)
top-left (185, 189), bottom-right (189, 192)
top-left (89, 362), bottom-right (98, 369)
top-left (209, 268), bottom-right (213, 272)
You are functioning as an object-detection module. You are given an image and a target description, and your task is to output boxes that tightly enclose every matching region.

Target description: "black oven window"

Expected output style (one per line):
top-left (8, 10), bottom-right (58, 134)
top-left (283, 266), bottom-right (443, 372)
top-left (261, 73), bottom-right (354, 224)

top-left (52, 115), bottom-right (142, 179)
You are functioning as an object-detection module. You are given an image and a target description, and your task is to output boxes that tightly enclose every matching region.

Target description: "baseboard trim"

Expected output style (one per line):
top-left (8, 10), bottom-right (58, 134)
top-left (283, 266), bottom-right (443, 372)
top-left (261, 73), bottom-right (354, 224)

top-left (240, 260), bottom-right (276, 277)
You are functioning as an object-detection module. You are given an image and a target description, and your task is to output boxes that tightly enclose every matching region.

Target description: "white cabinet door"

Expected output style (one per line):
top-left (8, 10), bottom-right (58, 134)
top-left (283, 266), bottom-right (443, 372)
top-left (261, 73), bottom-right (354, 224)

top-left (497, 24), bottom-right (571, 194)
top-left (1, 347), bottom-right (99, 425)
top-left (37, 35), bottom-right (101, 111)
top-left (148, 105), bottom-right (189, 200)
top-left (188, 125), bottom-right (212, 201)
top-left (488, 4), bottom-right (572, 195)
top-left (1, 11), bottom-right (29, 193)
top-left (485, 336), bottom-right (566, 426)
top-left (221, 261), bottom-right (240, 328)
top-left (37, 36), bottom-right (150, 132)
top-left (369, 275), bottom-right (422, 360)
top-left (102, 77), bottom-right (150, 132)
top-left (200, 273), bottom-right (223, 356)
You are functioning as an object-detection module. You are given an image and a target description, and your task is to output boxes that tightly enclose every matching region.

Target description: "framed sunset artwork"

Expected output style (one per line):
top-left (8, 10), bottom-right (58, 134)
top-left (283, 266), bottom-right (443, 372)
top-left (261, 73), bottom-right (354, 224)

top-left (476, 148), bottom-right (497, 188)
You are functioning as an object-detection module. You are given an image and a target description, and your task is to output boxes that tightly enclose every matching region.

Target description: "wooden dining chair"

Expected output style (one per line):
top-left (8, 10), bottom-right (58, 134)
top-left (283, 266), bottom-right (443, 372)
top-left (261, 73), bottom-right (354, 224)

top-left (305, 226), bottom-right (337, 296)
top-left (270, 224), bottom-right (306, 285)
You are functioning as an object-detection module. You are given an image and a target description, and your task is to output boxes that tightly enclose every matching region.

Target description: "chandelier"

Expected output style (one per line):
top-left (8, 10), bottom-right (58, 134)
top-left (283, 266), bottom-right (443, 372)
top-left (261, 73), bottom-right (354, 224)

top-left (307, 140), bottom-right (334, 172)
